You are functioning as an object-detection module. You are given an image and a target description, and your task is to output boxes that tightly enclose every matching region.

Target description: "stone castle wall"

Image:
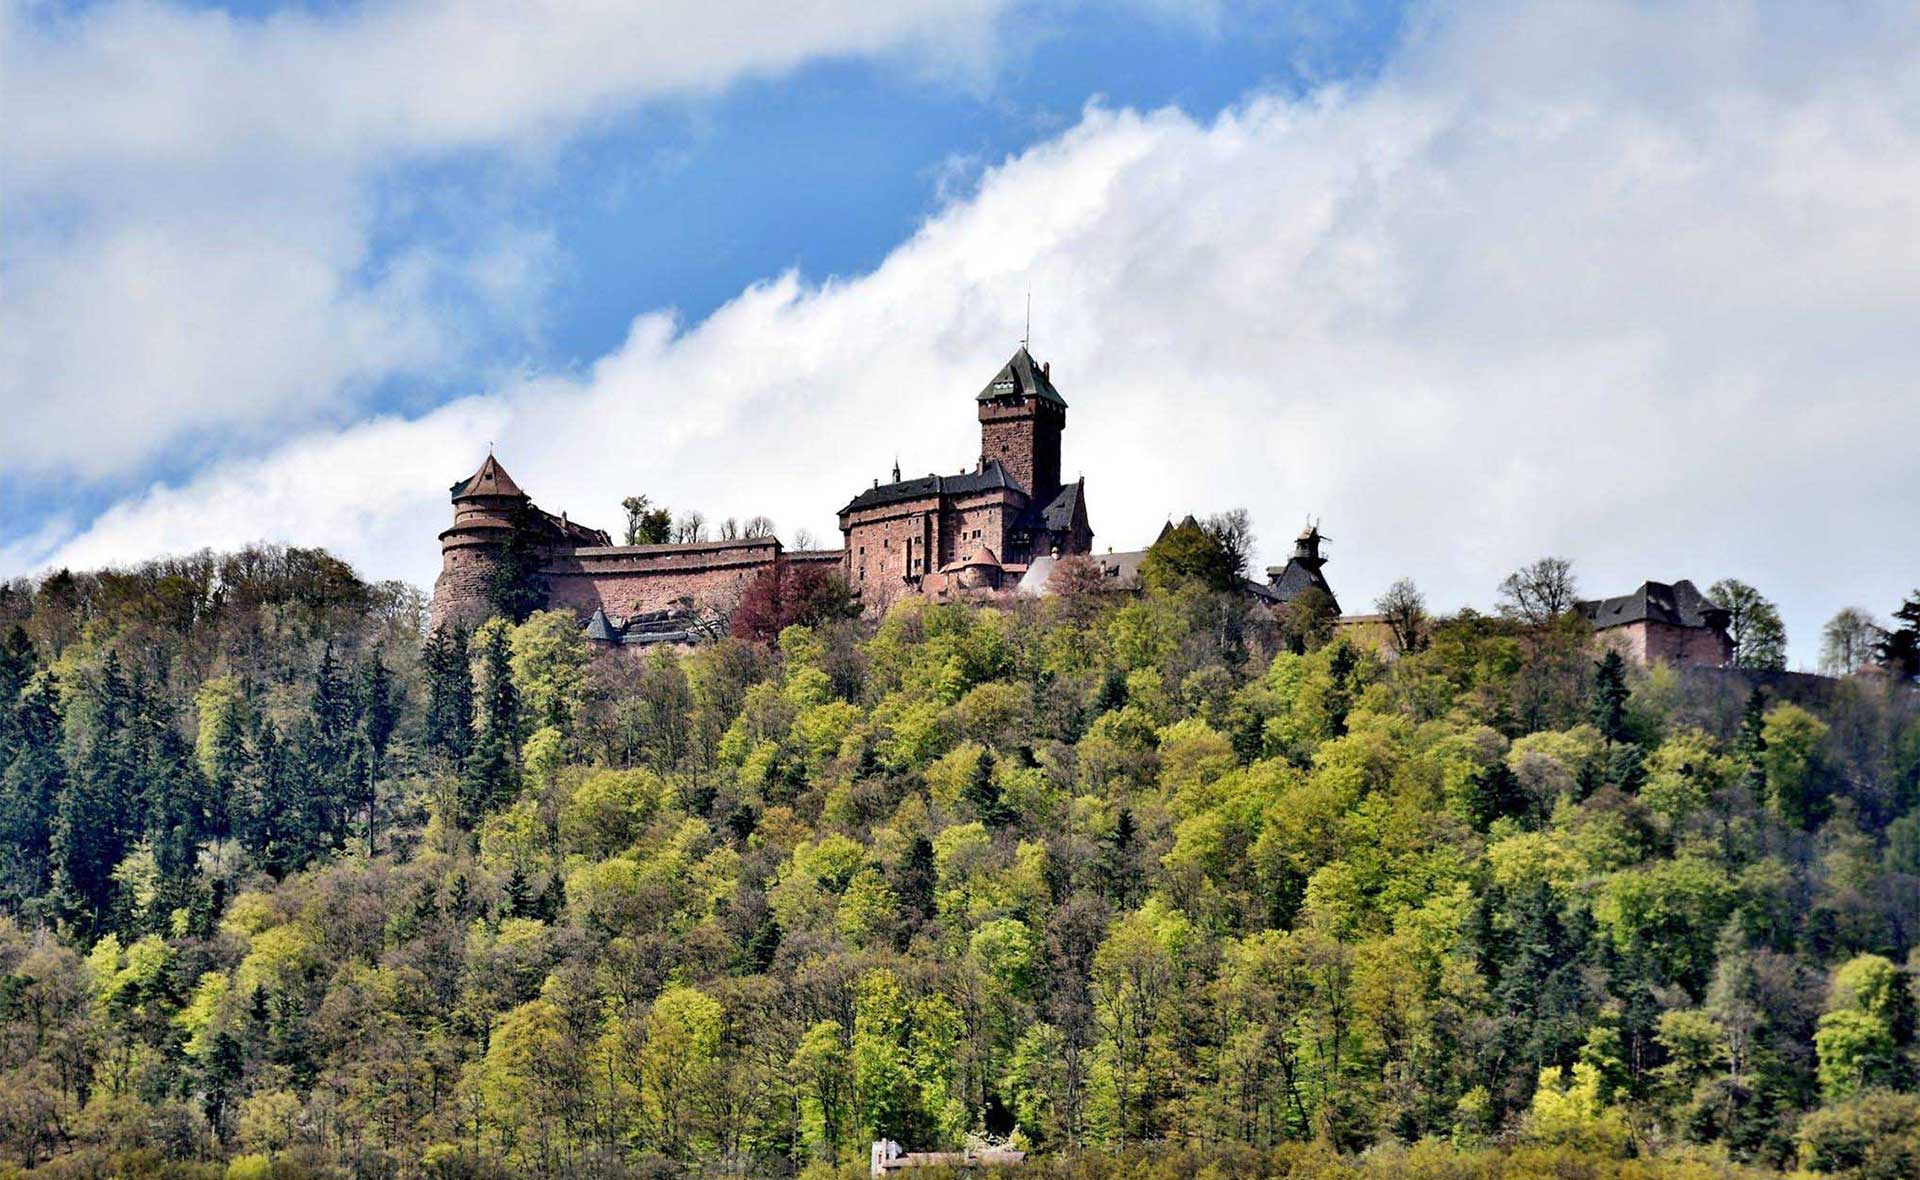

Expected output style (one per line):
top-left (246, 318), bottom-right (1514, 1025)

top-left (1595, 620), bottom-right (1732, 668)
top-left (545, 539), bottom-right (782, 619)
top-left (430, 535), bottom-right (851, 631)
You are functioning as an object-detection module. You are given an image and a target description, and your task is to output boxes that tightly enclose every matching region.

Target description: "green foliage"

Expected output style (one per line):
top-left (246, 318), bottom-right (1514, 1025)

top-left (0, 546), bottom-right (1915, 1178)
top-left (1139, 517), bottom-right (1243, 594)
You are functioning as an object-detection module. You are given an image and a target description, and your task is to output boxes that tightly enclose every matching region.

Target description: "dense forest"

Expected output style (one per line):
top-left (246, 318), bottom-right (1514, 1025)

top-left (0, 540), bottom-right (1918, 1180)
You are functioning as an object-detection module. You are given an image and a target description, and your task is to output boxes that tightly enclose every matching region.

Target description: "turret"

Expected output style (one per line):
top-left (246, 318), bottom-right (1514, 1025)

top-left (428, 454), bottom-right (531, 631)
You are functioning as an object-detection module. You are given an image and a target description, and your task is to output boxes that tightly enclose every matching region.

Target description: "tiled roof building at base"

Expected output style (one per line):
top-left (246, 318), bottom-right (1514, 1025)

top-left (838, 347), bottom-right (1094, 602)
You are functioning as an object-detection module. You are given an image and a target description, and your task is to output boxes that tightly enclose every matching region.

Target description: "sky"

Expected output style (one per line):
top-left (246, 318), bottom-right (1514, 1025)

top-left (3, 0), bottom-right (1917, 668)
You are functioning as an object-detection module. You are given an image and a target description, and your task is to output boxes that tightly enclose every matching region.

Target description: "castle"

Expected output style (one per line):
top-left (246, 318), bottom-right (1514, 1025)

top-left (428, 347), bottom-right (1096, 632)
top-left (427, 346), bottom-right (1736, 673)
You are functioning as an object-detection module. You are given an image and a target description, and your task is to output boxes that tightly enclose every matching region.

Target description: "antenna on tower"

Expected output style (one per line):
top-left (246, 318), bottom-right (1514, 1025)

top-left (1022, 285), bottom-right (1031, 351)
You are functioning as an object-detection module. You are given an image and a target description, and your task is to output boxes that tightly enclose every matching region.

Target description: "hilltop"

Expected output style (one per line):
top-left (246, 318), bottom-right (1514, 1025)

top-left (0, 542), bottom-right (1915, 1179)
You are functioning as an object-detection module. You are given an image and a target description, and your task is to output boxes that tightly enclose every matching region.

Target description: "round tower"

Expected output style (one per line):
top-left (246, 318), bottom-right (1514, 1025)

top-left (428, 454), bottom-right (530, 631)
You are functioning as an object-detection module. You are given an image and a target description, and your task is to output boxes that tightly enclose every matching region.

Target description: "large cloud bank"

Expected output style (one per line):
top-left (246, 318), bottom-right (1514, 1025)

top-left (12, 1), bottom-right (1920, 666)
top-left (0, 0), bottom-right (1009, 478)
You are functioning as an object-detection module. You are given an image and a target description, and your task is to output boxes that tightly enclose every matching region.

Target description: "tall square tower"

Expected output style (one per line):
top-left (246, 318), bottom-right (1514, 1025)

top-left (976, 346), bottom-right (1067, 502)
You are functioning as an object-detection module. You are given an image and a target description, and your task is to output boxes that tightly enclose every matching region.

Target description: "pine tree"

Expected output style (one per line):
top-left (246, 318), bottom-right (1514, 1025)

top-left (892, 835), bottom-right (937, 929)
top-left (1590, 649), bottom-right (1631, 744)
top-left (1326, 641), bottom-right (1358, 737)
top-left (459, 625), bottom-right (520, 826)
top-left (288, 645), bottom-right (355, 867)
top-left (355, 650), bottom-right (397, 856)
top-left (1098, 807), bottom-right (1143, 908)
top-left (53, 652), bottom-right (138, 933)
top-left (422, 625), bottom-right (474, 771)
top-left (965, 748), bottom-right (1013, 828)
top-left (237, 719), bottom-right (296, 876)
top-left (536, 872), bottom-right (566, 923)
top-left (504, 864), bottom-right (533, 918)
top-left (0, 670), bottom-right (64, 910)
top-left (1878, 591), bottom-right (1920, 681)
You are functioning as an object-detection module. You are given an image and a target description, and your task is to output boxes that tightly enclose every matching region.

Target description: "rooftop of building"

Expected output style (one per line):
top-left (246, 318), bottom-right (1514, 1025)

top-left (976, 345), bottom-right (1066, 408)
top-left (450, 453), bottom-right (526, 500)
top-left (1578, 579), bottom-right (1728, 631)
top-left (1015, 479), bottom-right (1084, 534)
top-left (840, 458), bottom-right (1024, 515)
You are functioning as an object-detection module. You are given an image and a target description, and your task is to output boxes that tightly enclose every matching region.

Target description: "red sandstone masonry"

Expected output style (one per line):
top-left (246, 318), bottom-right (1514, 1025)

top-left (430, 522), bottom-right (849, 631)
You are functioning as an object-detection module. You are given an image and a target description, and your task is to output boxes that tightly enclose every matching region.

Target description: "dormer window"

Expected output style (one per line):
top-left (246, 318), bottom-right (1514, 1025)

top-left (993, 379), bottom-right (1015, 394)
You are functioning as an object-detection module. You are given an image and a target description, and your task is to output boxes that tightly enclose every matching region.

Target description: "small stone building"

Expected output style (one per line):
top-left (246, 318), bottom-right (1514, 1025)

top-left (1577, 579), bottom-right (1733, 667)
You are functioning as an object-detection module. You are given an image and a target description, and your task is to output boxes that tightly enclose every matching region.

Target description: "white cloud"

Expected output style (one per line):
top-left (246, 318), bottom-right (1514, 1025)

top-left (16, 0), bottom-right (1920, 666)
top-left (0, 0), bottom-right (1014, 477)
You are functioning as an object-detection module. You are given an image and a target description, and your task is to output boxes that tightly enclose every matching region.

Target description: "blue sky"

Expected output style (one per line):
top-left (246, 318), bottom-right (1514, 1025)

top-left (6, 0), bottom-right (1408, 541)
top-left (4, 0), bottom-right (1919, 667)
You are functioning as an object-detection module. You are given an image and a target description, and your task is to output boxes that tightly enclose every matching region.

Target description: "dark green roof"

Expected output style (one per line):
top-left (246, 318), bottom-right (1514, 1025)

top-left (976, 347), bottom-right (1067, 408)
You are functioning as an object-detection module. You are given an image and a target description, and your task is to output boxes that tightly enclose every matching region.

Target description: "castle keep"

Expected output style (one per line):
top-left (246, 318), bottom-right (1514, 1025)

top-left (428, 347), bottom-right (1095, 631)
top-left (838, 347), bottom-right (1092, 602)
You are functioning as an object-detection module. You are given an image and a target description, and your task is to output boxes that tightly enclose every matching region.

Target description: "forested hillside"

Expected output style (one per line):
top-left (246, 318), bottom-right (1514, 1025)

top-left (0, 545), bottom-right (1917, 1180)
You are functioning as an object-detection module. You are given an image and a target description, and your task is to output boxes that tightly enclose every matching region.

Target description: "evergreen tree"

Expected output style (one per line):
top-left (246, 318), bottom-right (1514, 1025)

top-left (459, 624), bottom-right (520, 826)
top-left (422, 624), bottom-right (474, 770)
top-left (892, 835), bottom-right (937, 931)
top-left (965, 748), bottom-right (1013, 828)
top-left (0, 671), bottom-right (64, 910)
top-left (53, 652), bottom-right (138, 933)
top-left (1878, 591), bottom-right (1920, 681)
top-left (236, 719), bottom-right (296, 876)
top-left (504, 864), bottom-right (533, 918)
top-left (1590, 650), bottom-right (1630, 744)
top-left (289, 644), bottom-right (354, 866)
top-left (355, 649), bottom-right (397, 855)
top-left (1326, 641), bottom-right (1358, 737)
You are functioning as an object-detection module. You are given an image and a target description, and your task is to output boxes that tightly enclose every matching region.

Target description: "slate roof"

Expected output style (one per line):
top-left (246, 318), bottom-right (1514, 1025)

top-left (976, 346), bottom-right (1067, 408)
top-left (1247, 561), bottom-right (1340, 615)
top-left (1018, 549), bottom-right (1147, 596)
top-left (584, 606), bottom-right (717, 647)
top-left (840, 458), bottom-right (1023, 514)
top-left (1578, 580), bottom-right (1728, 631)
top-left (1017, 480), bottom-right (1083, 534)
top-left (450, 453), bottom-right (526, 500)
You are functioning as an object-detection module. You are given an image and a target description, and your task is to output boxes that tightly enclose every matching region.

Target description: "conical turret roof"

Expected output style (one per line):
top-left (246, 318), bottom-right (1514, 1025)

top-left (450, 453), bottom-right (527, 501)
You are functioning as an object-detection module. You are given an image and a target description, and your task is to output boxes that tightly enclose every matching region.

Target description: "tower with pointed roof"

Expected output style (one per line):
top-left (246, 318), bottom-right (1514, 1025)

top-left (977, 346), bottom-right (1066, 509)
top-left (837, 348), bottom-right (1092, 602)
top-left (430, 453), bottom-right (616, 630)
